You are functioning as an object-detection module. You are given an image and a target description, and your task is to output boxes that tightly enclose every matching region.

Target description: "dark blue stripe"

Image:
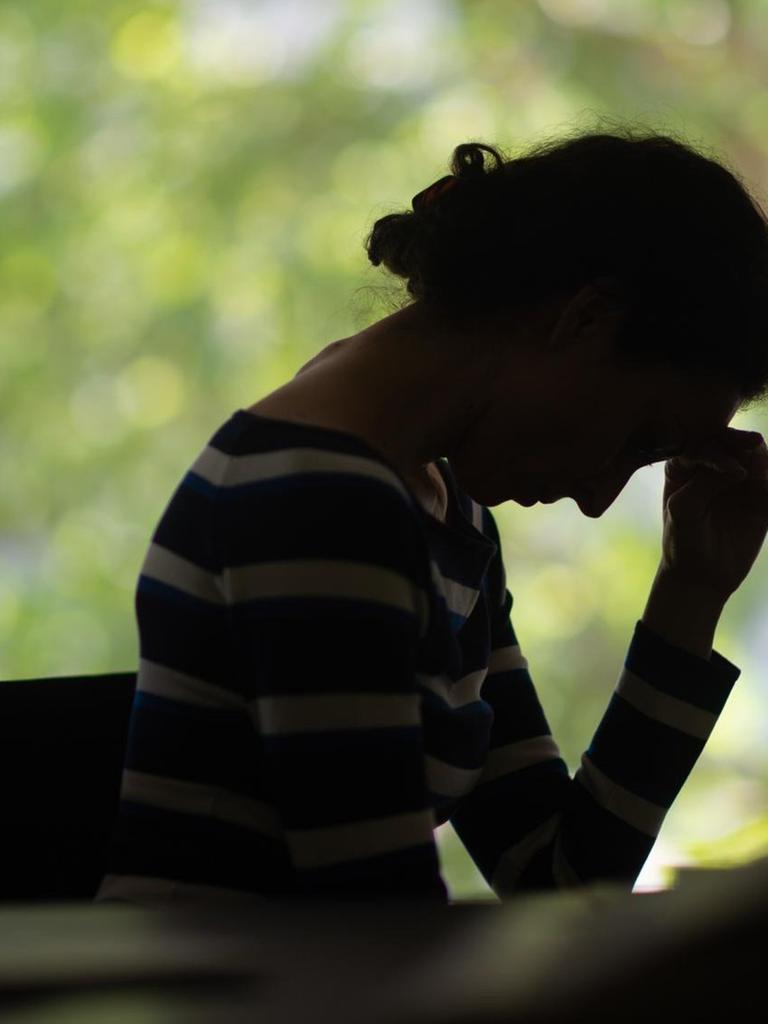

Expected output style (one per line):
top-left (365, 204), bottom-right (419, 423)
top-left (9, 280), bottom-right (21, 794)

top-left (135, 590), bottom-right (232, 689)
top-left (104, 800), bottom-right (296, 895)
top-left (212, 472), bottom-right (431, 588)
top-left (586, 692), bottom-right (702, 807)
top-left (210, 410), bottom-right (395, 466)
top-left (481, 670), bottom-right (553, 745)
top-left (226, 610), bottom-right (422, 698)
top-left (450, 759), bottom-right (570, 885)
top-left (559, 778), bottom-right (653, 884)
top-left (180, 470), bottom-right (221, 499)
top-left (432, 792), bottom-right (458, 825)
top-left (152, 482), bottom-right (219, 571)
top-left (263, 727), bottom-right (430, 827)
top-left (136, 574), bottom-right (225, 611)
top-left (419, 688), bottom-right (494, 768)
top-left (122, 695), bottom-right (267, 798)
top-left (134, 689), bottom-right (243, 719)
top-left (227, 592), bottom-right (422, 627)
top-left (292, 841), bottom-right (447, 902)
top-left (448, 610), bottom-right (468, 632)
top-left (512, 842), bottom-right (557, 891)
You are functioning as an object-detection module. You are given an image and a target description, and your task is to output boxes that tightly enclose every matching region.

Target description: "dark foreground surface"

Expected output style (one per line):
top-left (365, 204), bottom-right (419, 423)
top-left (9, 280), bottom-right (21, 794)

top-left (1, 857), bottom-right (767, 1024)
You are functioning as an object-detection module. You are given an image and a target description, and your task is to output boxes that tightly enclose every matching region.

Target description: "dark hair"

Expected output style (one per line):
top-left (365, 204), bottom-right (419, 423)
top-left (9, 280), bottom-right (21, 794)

top-left (364, 121), bottom-right (768, 410)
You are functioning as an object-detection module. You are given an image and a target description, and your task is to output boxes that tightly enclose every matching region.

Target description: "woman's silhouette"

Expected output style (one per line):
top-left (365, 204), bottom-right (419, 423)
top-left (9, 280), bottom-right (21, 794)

top-left (95, 126), bottom-right (768, 907)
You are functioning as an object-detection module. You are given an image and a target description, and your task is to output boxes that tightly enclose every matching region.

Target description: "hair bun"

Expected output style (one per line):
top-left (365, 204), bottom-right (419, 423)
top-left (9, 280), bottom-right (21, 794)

top-left (451, 141), bottom-right (503, 180)
top-left (366, 141), bottom-right (505, 279)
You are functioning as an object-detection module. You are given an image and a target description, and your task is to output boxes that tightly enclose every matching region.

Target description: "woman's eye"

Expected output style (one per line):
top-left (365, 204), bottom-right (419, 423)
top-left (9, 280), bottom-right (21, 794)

top-left (628, 438), bottom-right (680, 466)
top-left (629, 421), bottom-right (687, 464)
top-left (636, 443), bottom-right (684, 465)
top-left (639, 447), bottom-right (665, 463)
top-left (636, 450), bottom-right (659, 466)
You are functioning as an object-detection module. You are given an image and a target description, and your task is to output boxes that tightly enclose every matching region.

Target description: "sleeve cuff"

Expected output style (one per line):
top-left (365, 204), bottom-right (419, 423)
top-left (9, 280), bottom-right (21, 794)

top-left (628, 618), bottom-right (740, 716)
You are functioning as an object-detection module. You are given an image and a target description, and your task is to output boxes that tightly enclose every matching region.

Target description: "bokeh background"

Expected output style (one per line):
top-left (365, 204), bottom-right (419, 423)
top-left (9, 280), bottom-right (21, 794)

top-left (3, 0), bottom-right (768, 899)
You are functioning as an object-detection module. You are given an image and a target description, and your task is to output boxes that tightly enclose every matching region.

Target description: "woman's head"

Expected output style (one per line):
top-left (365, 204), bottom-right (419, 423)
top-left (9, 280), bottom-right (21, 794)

top-left (358, 123), bottom-right (768, 514)
top-left (365, 122), bottom-right (768, 410)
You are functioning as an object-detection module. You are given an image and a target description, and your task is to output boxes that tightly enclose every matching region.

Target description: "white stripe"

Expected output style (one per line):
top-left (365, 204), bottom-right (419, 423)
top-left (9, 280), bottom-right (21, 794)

top-left (576, 753), bottom-right (666, 837)
top-left (487, 814), bottom-right (583, 892)
top-left (120, 769), bottom-right (281, 838)
top-left (253, 692), bottom-right (421, 735)
top-left (491, 814), bottom-right (560, 898)
top-left (418, 668), bottom-right (487, 708)
top-left (424, 754), bottom-right (484, 799)
top-left (140, 542), bottom-right (226, 605)
top-left (430, 562), bottom-right (480, 622)
top-left (137, 658), bottom-right (246, 711)
top-left (616, 668), bottom-right (716, 740)
top-left (450, 669), bottom-right (488, 706)
top-left (478, 735), bottom-right (563, 785)
top-left (190, 443), bottom-right (411, 504)
top-left (493, 815), bottom-right (585, 896)
top-left (188, 445), bottom-right (229, 486)
top-left (487, 643), bottom-right (529, 674)
top-left (470, 499), bottom-right (484, 534)
top-left (220, 559), bottom-right (429, 629)
top-left (286, 808), bottom-right (436, 869)
top-left (94, 874), bottom-right (268, 908)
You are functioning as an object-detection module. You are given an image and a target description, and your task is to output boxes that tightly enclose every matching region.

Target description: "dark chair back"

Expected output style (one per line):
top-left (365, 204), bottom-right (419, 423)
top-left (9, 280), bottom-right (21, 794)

top-left (0, 672), bottom-right (136, 902)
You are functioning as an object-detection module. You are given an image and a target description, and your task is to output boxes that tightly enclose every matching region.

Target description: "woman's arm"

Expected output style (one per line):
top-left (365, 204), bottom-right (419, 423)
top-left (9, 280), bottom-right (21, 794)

top-left (450, 509), bottom-right (740, 897)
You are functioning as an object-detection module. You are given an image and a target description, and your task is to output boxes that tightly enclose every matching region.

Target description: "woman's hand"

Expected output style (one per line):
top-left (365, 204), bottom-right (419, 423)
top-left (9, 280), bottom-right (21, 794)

top-left (660, 428), bottom-right (768, 601)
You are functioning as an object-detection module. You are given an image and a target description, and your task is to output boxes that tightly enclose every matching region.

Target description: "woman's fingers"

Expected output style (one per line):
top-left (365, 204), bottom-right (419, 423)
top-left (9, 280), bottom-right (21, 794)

top-left (667, 454), bottom-right (745, 477)
top-left (671, 430), bottom-right (765, 477)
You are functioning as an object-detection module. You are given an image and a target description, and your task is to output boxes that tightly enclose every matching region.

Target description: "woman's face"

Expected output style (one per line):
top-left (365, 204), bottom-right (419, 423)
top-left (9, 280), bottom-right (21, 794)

top-left (290, 288), bottom-right (745, 520)
top-left (448, 340), bottom-right (743, 517)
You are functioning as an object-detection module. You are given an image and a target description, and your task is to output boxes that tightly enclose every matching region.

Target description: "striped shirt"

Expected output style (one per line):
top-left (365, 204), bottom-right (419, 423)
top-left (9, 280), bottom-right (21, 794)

top-left (94, 409), bottom-right (741, 907)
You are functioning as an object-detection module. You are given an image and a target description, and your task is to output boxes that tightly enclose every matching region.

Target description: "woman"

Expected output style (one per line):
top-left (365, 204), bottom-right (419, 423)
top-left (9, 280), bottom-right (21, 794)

top-left (95, 128), bottom-right (768, 907)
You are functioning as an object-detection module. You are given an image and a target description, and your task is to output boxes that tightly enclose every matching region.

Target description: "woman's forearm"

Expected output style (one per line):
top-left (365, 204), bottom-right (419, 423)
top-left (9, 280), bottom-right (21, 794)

top-left (640, 565), bottom-right (728, 660)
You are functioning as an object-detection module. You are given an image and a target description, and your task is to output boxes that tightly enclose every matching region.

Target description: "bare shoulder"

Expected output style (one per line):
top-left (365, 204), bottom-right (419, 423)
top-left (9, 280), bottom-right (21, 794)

top-left (246, 342), bottom-right (448, 522)
top-left (245, 341), bottom-right (350, 428)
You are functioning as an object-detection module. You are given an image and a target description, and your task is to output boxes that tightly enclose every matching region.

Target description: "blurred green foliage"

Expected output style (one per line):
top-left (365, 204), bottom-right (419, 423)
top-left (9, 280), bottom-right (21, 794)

top-left (3, 0), bottom-right (768, 898)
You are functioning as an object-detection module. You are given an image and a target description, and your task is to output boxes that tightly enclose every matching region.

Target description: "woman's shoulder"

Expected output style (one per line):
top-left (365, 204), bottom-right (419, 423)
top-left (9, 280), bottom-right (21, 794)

top-left (239, 398), bottom-right (447, 522)
top-left (197, 405), bottom-right (419, 515)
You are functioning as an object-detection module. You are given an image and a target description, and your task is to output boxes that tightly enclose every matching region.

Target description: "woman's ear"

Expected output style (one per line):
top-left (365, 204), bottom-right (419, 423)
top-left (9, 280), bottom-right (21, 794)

top-left (546, 278), bottom-right (625, 359)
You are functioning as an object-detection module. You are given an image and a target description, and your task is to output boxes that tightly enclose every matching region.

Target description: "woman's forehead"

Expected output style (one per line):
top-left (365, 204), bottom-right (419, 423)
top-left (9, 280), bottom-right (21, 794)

top-left (663, 379), bottom-right (741, 436)
top-left (639, 372), bottom-right (741, 440)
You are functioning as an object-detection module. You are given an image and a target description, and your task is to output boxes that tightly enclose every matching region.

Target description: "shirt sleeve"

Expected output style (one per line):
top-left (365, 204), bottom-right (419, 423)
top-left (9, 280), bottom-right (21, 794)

top-left (449, 508), bottom-right (741, 898)
top-left (214, 456), bottom-right (448, 902)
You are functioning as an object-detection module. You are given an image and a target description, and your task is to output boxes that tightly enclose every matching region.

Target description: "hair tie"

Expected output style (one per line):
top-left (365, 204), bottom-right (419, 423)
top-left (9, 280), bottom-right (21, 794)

top-left (411, 175), bottom-right (458, 212)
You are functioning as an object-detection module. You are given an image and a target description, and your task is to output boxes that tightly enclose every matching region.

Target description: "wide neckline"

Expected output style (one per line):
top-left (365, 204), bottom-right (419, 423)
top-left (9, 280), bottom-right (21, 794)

top-left (234, 408), bottom-right (489, 543)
